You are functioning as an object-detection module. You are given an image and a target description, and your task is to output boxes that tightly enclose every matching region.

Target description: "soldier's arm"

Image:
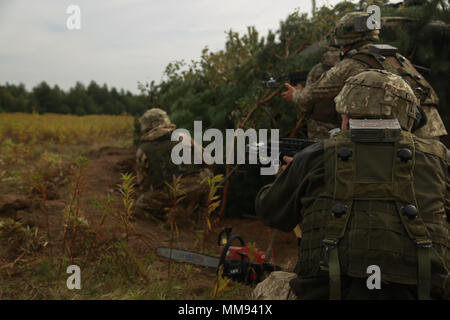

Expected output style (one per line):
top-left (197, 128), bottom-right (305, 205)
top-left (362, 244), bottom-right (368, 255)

top-left (292, 59), bottom-right (366, 115)
top-left (305, 63), bottom-right (324, 87)
top-left (255, 142), bottom-right (324, 232)
top-left (446, 149), bottom-right (450, 222)
top-left (135, 147), bottom-right (150, 189)
top-left (171, 131), bottom-right (214, 165)
top-left (188, 135), bottom-right (214, 165)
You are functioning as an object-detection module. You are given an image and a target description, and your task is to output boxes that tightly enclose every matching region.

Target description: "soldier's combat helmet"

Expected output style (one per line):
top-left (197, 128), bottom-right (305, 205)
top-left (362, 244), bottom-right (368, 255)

top-left (333, 11), bottom-right (380, 46)
top-left (335, 69), bottom-right (420, 131)
top-left (139, 108), bottom-right (174, 133)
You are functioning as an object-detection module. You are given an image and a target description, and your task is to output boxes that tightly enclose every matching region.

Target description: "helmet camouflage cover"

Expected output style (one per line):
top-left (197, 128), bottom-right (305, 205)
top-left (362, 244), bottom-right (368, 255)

top-left (333, 11), bottom-right (380, 46)
top-left (335, 69), bottom-right (420, 131)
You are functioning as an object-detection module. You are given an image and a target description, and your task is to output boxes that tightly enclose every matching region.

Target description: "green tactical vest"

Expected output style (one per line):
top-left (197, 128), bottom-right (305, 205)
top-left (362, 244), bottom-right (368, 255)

top-left (138, 135), bottom-right (201, 190)
top-left (297, 120), bottom-right (449, 299)
top-left (347, 44), bottom-right (440, 107)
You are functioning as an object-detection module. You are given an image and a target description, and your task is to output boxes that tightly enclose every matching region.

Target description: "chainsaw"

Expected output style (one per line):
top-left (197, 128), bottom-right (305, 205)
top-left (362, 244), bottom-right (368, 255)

top-left (157, 227), bottom-right (282, 285)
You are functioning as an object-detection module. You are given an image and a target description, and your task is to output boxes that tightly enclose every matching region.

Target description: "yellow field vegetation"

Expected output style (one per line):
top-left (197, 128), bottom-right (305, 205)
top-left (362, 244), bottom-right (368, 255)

top-left (0, 113), bottom-right (133, 145)
top-left (0, 113), bottom-right (134, 192)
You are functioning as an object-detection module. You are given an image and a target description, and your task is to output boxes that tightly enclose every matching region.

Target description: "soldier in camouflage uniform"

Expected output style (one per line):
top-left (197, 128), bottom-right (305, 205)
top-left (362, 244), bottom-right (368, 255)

top-left (304, 45), bottom-right (341, 140)
top-left (282, 11), bottom-right (447, 140)
top-left (305, 46), bottom-right (340, 87)
top-left (135, 108), bottom-right (212, 221)
top-left (256, 70), bottom-right (449, 300)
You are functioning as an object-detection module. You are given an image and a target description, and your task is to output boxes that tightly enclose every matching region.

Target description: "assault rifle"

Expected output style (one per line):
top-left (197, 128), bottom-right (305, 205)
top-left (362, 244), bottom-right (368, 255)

top-left (263, 66), bottom-right (430, 89)
top-left (246, 138), bottom-right (316, 165)
top-left (219, 138), bottom-right (316, 187)
top-left (262, 71), bottom-right (310, 88)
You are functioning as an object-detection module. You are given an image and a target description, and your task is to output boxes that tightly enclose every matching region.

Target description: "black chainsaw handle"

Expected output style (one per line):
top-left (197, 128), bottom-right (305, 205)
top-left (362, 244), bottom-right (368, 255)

top-left (217, 226), bottom-right (233, 246)
top-left (216, 234), bottom-right (246, 275)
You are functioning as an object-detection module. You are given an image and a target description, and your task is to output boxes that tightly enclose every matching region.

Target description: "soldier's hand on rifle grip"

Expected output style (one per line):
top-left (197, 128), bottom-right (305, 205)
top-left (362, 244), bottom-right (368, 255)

top-left (282, 83), bottom-right (297, 103)
top-left (281, 156), bottom-right (293, 171)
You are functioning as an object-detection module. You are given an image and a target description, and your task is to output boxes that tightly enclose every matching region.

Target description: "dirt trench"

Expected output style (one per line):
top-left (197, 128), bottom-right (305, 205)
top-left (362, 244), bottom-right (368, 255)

top-left (1, 146), bottom-right (297, 269)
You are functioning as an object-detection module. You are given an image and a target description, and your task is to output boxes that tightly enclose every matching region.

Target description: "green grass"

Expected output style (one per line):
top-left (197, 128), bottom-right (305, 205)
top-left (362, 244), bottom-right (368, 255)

top-left (0, 240), bottom-right (252, 300)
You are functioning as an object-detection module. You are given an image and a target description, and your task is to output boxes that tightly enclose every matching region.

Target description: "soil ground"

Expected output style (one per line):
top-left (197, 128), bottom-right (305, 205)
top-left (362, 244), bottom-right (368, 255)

top-left (82, 146), bottom-right (298, 267)
top-left (0, 146), bottom-right (298, 300)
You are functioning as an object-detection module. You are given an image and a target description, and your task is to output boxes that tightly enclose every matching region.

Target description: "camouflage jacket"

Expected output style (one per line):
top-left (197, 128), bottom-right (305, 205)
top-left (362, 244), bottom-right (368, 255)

top-left (255, 131), bottom-right (449, 296)
top-left (292, 43), bottom-right (447, 138)
top-left (305, 48), bottom-right (340, 87)
top-left (136, 133), bottom-right (202, 191)
top-left (306, 63), bottom-right (328, 87)
top-left (292, 48), bottom-right (368, 114)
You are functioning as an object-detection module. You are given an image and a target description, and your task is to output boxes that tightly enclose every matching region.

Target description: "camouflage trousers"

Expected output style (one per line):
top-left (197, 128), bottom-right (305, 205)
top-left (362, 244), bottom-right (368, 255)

top-left (135, 169), bottom-right (213, 221)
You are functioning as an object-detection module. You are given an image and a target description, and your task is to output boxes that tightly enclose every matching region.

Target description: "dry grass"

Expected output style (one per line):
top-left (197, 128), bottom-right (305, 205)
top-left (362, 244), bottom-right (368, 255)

top-left (0, 113), bottom-right (133, 193)
top-left (0, 113), bottom-right (253, 300)
top-left (0, 113), bottom-right (133, 145)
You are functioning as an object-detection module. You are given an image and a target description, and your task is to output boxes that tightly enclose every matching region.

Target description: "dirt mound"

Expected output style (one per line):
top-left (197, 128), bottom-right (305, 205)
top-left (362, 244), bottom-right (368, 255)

top-left (80, 146), bottom-right (298, 268)
top-left (78, 147), bottom-right (138, 204)
top-left (0, 194), bottom-right (31, 217)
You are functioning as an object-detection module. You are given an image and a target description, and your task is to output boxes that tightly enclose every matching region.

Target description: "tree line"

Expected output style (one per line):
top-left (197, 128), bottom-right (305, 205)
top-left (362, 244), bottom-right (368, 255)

top-left (0, 81), bottom-right (149, 116)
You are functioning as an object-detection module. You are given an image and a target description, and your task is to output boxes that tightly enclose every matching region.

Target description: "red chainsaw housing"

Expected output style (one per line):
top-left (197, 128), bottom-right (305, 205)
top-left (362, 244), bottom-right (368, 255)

top-left (221, 244), bottom-right (268, 281)
top-left (222, 244), bottom-right (267, 263)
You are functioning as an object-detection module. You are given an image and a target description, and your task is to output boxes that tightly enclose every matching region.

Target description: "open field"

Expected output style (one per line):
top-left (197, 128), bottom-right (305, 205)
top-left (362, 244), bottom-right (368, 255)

top-left (0, 113), bottom-right (133, 191)
top-left (0, 113), bottom-right (133, 145)
top-left (0, 113), bottom-right (297, 300)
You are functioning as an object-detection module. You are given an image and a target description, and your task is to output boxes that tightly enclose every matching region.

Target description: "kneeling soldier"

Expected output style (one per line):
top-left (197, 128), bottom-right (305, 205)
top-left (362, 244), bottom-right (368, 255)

top-left (256, 70), bottom-right (449, 300)
top-left (135, 108), bottom-right (212, 221)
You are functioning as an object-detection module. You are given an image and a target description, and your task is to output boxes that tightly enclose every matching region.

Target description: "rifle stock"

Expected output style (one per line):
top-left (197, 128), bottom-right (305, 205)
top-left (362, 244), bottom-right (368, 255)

top-left (246, 138), bottom-right (316, 165)
top-left (263, 71), bottom-right (310, 88)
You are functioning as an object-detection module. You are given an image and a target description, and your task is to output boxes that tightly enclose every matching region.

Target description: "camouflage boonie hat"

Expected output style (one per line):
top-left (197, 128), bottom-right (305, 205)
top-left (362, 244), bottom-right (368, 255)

top-left (333, 11), bottom-right (380, 46)
top-left (139, 108), bottom-right (174, 133)
top-left (335, 69), bottom-right (420, 131)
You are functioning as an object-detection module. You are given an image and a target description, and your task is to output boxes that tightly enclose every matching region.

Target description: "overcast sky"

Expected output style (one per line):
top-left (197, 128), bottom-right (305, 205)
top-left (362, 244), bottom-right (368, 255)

top-left (0, 0), bottom-right (356, 93)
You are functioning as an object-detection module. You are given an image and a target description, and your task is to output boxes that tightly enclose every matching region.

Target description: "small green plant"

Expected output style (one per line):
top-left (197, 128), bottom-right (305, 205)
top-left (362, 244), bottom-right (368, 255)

top-left (117, 241), bottom-right (149, 282)
top-left (114, 173), bottom-right (153, 283)
top-left (183, 264), bottom-right (193, 280)
top-left (0, 218), bottom-right (46, 255)
top-left (117, 173), bottom-right (136, 241)
top-left (212, 265), bottom-right (233, 300)
top-left (164, 175), bottom-right (186, 281)
top-left (89, 196), bottom-right (115, 244)
top-left (201, 174), bottom-right (224, 251)
top-left (245, 242), bottom-right (257, 282)
top-left (61, 156), bottom-right (89, 265)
